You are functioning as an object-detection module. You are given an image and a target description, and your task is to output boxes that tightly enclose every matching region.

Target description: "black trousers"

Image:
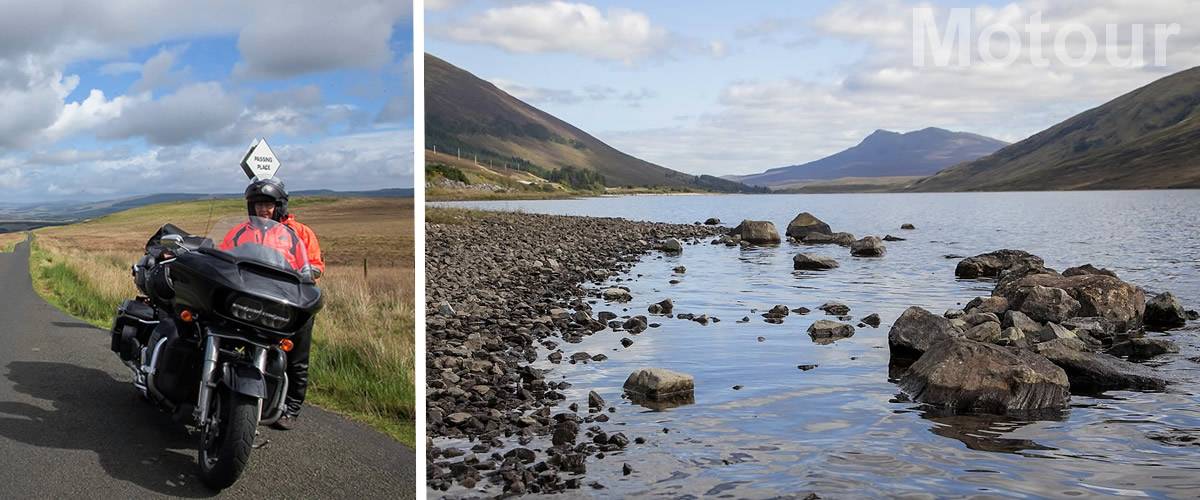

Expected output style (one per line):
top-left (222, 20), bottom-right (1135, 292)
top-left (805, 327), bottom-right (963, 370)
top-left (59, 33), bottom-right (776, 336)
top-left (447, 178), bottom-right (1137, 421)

top-left (285, 318), bottom-right (313, 416)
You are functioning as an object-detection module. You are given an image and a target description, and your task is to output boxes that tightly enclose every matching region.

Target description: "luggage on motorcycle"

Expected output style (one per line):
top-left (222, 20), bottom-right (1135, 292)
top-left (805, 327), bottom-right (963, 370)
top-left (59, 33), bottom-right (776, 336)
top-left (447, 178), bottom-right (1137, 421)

top-left (110, 299), bottom-right (159, 361)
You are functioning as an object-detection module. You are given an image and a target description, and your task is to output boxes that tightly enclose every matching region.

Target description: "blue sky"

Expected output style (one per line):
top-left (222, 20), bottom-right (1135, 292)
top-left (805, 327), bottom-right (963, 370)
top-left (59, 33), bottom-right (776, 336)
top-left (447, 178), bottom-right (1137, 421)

top-left (0, 1), bottom-right (412, 203)
top-left (427, 0), bottom-right (1198, 176)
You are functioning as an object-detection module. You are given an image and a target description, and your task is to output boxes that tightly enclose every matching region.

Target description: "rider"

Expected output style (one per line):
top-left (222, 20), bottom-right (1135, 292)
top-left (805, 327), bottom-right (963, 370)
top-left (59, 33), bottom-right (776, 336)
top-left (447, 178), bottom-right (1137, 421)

top-left (221, 177), bottom-right (324, 430)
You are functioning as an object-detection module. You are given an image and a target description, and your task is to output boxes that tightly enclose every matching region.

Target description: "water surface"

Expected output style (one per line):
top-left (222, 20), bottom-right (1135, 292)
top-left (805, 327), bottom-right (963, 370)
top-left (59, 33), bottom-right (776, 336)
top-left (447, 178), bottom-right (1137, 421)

top-left (434, 191), bottom-right (1200, 498)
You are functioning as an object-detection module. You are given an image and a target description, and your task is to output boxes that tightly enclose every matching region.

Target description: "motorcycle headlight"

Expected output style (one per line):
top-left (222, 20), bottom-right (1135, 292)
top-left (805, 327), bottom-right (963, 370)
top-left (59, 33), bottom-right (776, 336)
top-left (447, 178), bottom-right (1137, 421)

top-left (229, 295), bottom-right (293, 330)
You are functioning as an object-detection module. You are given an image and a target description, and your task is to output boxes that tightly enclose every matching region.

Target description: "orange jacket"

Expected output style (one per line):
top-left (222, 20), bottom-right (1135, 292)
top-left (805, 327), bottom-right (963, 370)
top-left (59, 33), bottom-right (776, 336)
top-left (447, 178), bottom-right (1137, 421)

top-left (282, 214), bottom-right (325, 275)
top-left (219, 220), bottom-right (308, 271)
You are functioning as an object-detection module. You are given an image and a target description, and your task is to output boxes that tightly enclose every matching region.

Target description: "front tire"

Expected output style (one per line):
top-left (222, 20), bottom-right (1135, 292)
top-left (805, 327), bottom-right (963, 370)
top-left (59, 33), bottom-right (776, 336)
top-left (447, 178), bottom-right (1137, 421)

top-left (198, 389), bottom-right (259, 489)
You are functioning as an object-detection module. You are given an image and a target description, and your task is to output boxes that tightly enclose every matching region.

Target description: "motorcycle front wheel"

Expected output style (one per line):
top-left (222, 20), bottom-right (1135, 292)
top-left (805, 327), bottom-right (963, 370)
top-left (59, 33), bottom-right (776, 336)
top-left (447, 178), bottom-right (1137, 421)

top-left (198, 388), bottom-right (258, 489)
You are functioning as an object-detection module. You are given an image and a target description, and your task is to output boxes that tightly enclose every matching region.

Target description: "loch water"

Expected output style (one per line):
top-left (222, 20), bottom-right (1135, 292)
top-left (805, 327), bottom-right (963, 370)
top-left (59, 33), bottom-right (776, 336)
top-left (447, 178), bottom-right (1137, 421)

top-left (435, 190), bottom-right (1200, 498)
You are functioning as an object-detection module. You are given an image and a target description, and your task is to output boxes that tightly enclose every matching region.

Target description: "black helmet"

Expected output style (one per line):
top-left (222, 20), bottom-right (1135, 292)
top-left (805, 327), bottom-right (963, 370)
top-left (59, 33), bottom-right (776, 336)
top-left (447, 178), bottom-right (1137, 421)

top-left (245, 177), bottom-right (289, 221)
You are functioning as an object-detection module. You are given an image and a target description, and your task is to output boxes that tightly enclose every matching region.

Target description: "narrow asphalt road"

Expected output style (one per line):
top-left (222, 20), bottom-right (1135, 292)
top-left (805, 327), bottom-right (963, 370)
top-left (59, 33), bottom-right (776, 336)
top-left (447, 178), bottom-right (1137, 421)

top-left (0, 241), bottom-right (415, 498)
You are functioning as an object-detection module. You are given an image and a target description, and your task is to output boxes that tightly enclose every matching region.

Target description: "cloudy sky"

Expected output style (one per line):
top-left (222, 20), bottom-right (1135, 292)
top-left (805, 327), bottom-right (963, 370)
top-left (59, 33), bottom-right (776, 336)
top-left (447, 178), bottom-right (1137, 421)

top-left (0, 0), bottom-right (412, 203)
top-left (427, 0), bottom-right (1199, 177)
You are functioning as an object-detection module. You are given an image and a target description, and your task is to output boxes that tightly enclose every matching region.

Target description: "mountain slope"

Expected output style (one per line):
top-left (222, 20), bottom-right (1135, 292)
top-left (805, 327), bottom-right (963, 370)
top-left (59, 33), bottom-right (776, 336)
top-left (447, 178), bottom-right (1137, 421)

top-left (911, 67), bottom-right (1200, 191)
top-left (425, 54), bottom-right (758, 192)
top-left (732, 127), bottom-right (1006, 187)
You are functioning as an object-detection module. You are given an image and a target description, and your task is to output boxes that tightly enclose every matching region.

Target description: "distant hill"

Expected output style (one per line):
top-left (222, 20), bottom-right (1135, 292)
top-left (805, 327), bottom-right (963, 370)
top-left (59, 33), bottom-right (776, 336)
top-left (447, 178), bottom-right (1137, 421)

top-left (730, 127), bottom-right (1007, 187)
top-left (425, 53), bottom-right (760, 193)
top-left (0, 188), bottom-right (410, 224)
top-left (911, 67), bottom-right (1200, 191)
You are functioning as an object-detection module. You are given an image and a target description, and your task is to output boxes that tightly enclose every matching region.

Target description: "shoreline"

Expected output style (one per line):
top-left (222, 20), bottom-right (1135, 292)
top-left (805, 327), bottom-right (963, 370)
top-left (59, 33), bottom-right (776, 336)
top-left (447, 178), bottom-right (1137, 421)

top-left (425, 208), bottom-right (725, 494)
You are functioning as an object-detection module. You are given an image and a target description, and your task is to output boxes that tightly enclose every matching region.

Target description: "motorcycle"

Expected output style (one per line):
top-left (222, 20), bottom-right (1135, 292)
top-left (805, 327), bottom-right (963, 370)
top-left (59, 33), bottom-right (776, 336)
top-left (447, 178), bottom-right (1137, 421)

top-left (110, 215), bottom-right (323, 489)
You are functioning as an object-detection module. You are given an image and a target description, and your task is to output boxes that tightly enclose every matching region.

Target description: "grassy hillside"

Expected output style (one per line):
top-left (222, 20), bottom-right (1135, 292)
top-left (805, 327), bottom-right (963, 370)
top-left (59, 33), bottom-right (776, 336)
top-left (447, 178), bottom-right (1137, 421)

top-left (31, 197), bottom-right (416, 445)
top-left (426, 53), bottom-right (761, 194)
top-left (911, 66), bottom-right (1200, 191)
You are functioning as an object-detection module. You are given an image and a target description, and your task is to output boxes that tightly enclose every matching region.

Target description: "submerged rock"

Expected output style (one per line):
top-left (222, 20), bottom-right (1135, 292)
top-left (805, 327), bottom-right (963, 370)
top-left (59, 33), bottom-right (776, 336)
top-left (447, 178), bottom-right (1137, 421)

top-left (793, 253), bottom-right (840, 270)
top-left (1145, 292), bottom-right (1187, 331)
top-left (850, 236), bottom-right (886, 257)
top-left (1063, 264), bottom-right (1119, 278)
top-left (899, 338), bottom-right (1069, 414)
top-left (901, 223), bottom-right (916, 230)
top-left (602, 288), bottom-right (632, 302)
top-left (731, 220), bottom-right (781, 245)
top-left (786, 212), bottom-right (832, 239)
top-left (661, 238), bottom-right (683, 253)
top-left (862, 313), bottom-right (881, 328)
top-left (803, 231), bottom-right (856, 246)
top-left (807, 320), bottom-right (855, 341)
top-left (955, 250), bottom-right (1045, 279)
top-left (818, 302), bottom-right (850, 316)
top-left (623, 368), bottom-right (695, 400)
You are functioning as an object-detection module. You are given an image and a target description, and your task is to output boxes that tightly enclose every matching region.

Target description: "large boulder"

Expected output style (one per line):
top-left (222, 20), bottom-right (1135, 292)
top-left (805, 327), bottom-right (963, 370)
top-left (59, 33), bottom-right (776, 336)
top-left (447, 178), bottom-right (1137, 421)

top-left (623, 368), bottom-right (695, 400)
top-left (850, 236), bottom-right (886, 257)
top-left (995, 274), bottom-right (1145, 332)
top-left (1019, 286), bottom-right (1082, 324)
top-left (793, 253), bottom-right (839, 270)
top-left (899, 338), bottom-right (1070, 414)
top-left (1003, 310), bottom-right (1042, 333)
top-left (965, 296), bottom-right (1009, 315)
top-left (731, 220), bottom-right (781, 245)
top-left (1144, 291), bottom-right (1187, 331)
top-left (1032, 340), bottom-right (1168, 393)
top-left (1061, 317), bottom-right (1117, 345)
top-left (888, 306), bottom-right (962, 362)
top-left (1033, 322), bottom-right (1078, 343)
top-left (955, 250), bottom-right (1046, 279)
top-left (964, 321), bottom-right (1002, 344)
top-left (786, 212), bottom-right (831, 239)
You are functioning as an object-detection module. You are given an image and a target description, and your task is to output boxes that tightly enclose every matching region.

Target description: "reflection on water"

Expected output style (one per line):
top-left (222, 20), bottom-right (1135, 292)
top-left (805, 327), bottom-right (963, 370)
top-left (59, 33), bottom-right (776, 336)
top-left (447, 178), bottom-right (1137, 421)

top-left (435, 191), bottom-right (1200, 497)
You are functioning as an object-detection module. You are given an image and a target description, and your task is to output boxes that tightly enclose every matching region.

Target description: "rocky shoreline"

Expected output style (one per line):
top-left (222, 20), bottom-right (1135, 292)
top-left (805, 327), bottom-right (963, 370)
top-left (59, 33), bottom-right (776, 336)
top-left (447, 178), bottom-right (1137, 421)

top-left (425, 209), bottom-right (725, 494)
top-left (425, 208), bottom-right (1198, 496)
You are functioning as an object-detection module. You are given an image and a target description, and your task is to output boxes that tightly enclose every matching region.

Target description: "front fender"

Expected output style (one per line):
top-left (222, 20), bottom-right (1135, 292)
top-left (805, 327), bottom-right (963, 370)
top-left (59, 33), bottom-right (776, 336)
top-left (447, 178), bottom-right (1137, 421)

top-left (219, 362), bottom-right (266, 399)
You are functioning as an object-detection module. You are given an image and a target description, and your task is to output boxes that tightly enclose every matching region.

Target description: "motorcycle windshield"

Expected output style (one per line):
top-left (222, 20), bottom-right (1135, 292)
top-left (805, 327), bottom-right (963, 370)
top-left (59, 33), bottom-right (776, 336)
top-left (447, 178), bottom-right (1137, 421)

top-left (208, 216), bottom-right (315, 280)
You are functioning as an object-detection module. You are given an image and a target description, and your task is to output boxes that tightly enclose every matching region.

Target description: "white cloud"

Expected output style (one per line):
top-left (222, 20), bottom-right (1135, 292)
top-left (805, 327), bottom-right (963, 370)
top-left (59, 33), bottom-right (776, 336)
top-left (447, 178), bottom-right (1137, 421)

top-left (490, 78), bottom-right (656, 106)
top-left (437, 1), bottom-right (670, 64)
top-left (132, 45), bottom-right (190, 93)
top-left (19, 129), bottom-right (412, 201)
top-left (233, 0), bottom-right (407, 79)
top-left (605, 0), bottom-right (1200, 176)
top-left (101, 82), bottom-right (242, 145)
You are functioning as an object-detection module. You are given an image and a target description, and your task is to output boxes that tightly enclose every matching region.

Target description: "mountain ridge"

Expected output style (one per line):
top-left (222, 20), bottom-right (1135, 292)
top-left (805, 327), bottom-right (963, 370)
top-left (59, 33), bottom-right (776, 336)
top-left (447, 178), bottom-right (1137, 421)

top-left (425, 53), bottom-right (760, 193)
top-left (910, 66), bottom-right (1200, 191)
top-left (730, 127), bottom-right (1007, 187)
